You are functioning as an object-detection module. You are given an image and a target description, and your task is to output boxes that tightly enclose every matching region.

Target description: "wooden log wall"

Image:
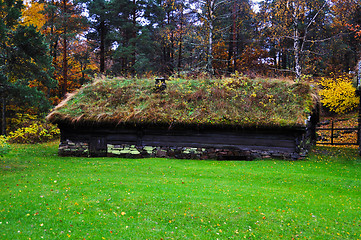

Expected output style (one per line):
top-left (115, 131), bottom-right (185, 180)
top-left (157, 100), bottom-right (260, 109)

top-left (58, 124), bottom-right (313, 160)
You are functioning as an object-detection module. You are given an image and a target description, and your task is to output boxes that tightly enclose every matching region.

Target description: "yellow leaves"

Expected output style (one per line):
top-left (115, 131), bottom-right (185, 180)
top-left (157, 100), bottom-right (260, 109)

top-left (319, 74), bottom-right (359, 114)
top-left (0, 135), bottom-right (11, 157)
top-left (7, 122), bottom-right (60, 144)
top-left (21, 0), bottom-right (46, 30)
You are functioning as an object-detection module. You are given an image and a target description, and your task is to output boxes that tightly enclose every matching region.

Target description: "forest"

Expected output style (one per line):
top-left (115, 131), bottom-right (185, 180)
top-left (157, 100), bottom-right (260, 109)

top-left (1, 0), bottom-right (361, 141)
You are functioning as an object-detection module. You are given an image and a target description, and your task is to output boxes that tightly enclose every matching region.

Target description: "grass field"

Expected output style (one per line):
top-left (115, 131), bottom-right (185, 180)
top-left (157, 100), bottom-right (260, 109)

top-left (1, 142), bottom-right (360, 239)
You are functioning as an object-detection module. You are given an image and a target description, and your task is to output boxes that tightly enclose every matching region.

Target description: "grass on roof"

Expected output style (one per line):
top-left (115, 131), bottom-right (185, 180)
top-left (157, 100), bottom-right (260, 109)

top-left (47, 76), bottom-right (317, 128)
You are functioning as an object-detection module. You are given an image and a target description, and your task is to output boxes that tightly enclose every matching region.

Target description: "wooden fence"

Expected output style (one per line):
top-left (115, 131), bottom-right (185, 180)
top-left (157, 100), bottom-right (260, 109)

top-left (316, 120), bottom-right (358, 146)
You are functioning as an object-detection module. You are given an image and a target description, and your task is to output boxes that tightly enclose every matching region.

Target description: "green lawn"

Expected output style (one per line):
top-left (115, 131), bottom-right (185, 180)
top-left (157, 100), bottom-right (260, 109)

top-left (1, 142), bottom-right (360, 239)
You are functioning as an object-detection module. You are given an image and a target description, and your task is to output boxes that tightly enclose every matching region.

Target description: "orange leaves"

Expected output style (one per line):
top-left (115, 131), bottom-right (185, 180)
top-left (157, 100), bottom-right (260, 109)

top-left (212, 41), bottom-right (228, 71)
top-left (347, 23), bottom-right (361, 38)
top-left (330, 0), bottom-right (359, 28)
top-left (237, 46), bottom-right (268, 73)
top-left (21, 0), bottom-right (46, 30)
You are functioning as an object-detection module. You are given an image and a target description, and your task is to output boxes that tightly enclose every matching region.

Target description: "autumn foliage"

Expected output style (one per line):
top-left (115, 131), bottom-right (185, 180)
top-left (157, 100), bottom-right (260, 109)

top-left (319, 74), bottom-right (359, 114)
top-left (7, 122), bottom-right (60, 144)
top-left (3, 0), bottom-right (361, 141)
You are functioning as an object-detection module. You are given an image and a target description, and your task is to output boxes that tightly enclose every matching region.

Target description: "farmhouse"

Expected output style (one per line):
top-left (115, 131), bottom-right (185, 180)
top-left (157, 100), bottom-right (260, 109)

top-left (47, 76), bottom-right (319, 160)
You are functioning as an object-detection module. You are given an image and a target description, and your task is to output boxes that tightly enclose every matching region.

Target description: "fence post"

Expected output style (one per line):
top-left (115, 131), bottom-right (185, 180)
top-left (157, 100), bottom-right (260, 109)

top-left (356, 91), bottom-right (361, 151)
top-left (358, 101), bottom-right (361, 146)
top-left (358, 91), bottom-right (361, 151)
top-left (331, 120), bottom-right (334, 145)
top-left (357, 60), bottom-right (361, 155)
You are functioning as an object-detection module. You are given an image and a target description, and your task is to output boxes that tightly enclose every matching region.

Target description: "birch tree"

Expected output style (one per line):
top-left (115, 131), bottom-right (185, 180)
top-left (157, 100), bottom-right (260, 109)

top-left (260, 0), bottom-right (330, 80)
top-left (190, 0), bottom-right (254, 74)
top-left (191, 0), bottom-right (231, 74)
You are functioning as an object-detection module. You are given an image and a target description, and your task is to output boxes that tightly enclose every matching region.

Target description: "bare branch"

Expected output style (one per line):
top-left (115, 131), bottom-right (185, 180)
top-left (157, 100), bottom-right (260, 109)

top-left (268, 66), bottom-right (296, 73)
top-left (301, 1), bottom-right (328, 53)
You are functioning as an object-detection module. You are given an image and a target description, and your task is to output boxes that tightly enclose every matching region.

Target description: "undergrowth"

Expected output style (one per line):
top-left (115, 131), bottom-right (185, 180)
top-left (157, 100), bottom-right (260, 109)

top-left (7, 122), bottom-right (60, 144)
top-left (6, 112), bottom-right (60, 144)
top-left (0, 136), bottom-right (10, 157)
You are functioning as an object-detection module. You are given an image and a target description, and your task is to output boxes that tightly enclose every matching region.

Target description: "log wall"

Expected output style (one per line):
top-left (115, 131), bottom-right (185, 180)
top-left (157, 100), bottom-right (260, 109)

top-left (58, 124), bottom-right (315, 160)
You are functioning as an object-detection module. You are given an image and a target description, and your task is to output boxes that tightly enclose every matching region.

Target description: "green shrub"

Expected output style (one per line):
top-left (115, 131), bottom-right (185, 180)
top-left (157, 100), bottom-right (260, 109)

top-left (7, 122), bottom-right (60, 144)
top-left (0, 135), bottom-right (10, 157)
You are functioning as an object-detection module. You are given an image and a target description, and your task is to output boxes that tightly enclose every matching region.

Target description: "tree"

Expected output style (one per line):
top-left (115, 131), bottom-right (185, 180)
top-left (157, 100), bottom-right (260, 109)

top-left (189, 0), bottom-right (255, 75)
top-left (0, 0), bottom-right (54, 135)
top-left (213, 0), bottom-right (255, 74)
top-left (42, 0), bottom-right (87, 97)
top-left (80, 0), bottom-right (112, 73)
top-left (191, 0), bottom-right (223, 74)
top-left (70, 39), bottom-right (98, 86)
top-left (143, 0), bottom-right (191, 75)
top-left (22, 0), bottom-right (47, 30)
top-left (59, 0), bottom-right (87, 96)
top-left (108, 0), bottom-right (144, 75)
top-left (259, 0), bottom-right (331, 80)
top-left (336, 1), bottom-right (361, 68)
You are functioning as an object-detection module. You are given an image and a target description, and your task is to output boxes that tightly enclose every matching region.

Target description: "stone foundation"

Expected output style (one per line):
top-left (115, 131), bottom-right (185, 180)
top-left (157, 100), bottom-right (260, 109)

top-left (59, 140), bottom-right (89, 157)
top-left (59, 141), bottom-right (304, 160)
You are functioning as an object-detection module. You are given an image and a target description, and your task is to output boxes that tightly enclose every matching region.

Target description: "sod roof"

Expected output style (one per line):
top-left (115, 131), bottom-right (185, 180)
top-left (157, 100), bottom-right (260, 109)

top-left (46, 76), bottom-right (318, 128)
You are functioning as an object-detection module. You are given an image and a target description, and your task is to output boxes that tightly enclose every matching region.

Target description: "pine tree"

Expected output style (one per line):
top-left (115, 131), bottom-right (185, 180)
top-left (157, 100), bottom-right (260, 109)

top-left (42, 0), bottom-right (87, 96)
top-left (80, 0), bottom-right (112, 73)
top-left (0, 0), bottom-right (54, 135)
top-left (109, 0), bottom-right (146, 75)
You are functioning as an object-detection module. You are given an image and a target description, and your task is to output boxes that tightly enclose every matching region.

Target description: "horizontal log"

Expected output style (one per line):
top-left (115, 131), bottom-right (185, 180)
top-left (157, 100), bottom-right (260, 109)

top-left (141, 134), bottom-right (295, 148)
top-left (140, 140), bottom-right (295, 153)
top-left (316, 128), bottom-right (357, 131)
top-left (316, 142), bottom-right (358, 146)
top-left (107, 134), bottom-right (138, 142)
top-left (143, 129), bottom-right (296, 139)
top-left (61, 126), bottom-right (304, 154)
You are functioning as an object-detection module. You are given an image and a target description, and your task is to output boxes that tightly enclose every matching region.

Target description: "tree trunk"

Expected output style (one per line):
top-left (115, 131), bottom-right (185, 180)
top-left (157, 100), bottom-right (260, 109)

top-left (50, 0), bottom-right (56, 60)
top-left (1, 96), bottom-right (6, 136)
top-left (358, 59), bottom-right (361, 156)
top-left (50, 0), bottom-right (58, 68)
top-left (207, 23), bottom-right (214, 74)
top-left (227, 24), bottom-right (234, 74)
top-left (294, 27), bottom-right (301, 80)
top-left (205, 0), bottom-right (214, 74)
top-left (177, 7), bottom-right (184, 73)
top-left (131, 0), bottom-right (137, 75)
top-left (232, 0), bottom-right (237, 72)
top-left (170, 29), bottom-right (174, 73)
top-left (62, 0), bottom-right (68, 96)
top-left (62, 35), bottom-right (68, 96)
top-left (177, 18), bottom-right (183, 74)
top-left (100, 19), bottom-right (105, 73)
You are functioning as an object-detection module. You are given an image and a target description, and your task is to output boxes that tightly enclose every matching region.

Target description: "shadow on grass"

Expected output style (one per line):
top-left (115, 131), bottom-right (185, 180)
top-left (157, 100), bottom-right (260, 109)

top-left (0, 140), bottom-right (60, 174)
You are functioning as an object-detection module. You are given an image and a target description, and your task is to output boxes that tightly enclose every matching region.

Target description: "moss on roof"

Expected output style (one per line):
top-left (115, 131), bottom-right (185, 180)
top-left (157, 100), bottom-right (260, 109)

top-left (46, 76), bottom-right (318, 128)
